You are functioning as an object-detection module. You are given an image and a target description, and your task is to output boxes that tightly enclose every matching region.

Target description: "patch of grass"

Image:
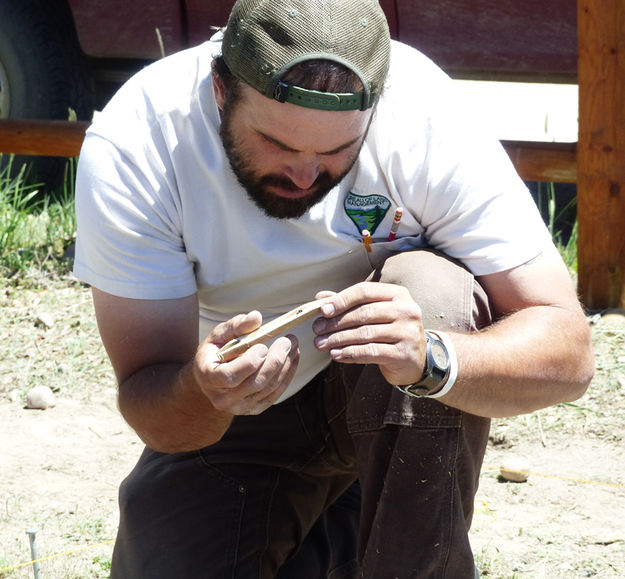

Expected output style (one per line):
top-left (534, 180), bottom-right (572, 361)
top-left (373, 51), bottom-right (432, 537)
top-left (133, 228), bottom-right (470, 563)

top-left (91, 555), bottom-right (112, 574)
top-left (487, 312), bottom-right (625, 468)
top-left (0, 155), bottom-right (76, 282)
top-left (475, 545), bottom-right (522, 578)
top-left (68, 518), bottom-right (106, 543)
top-left (536, 181), bottom-right (578, 273)
top-left (0, 280), bottom-right (112, 401)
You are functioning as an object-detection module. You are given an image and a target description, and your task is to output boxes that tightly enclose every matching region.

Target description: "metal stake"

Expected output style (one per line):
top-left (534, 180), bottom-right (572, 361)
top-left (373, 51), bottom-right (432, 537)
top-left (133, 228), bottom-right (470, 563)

top-left (25, 528), bottom-right (42, 579)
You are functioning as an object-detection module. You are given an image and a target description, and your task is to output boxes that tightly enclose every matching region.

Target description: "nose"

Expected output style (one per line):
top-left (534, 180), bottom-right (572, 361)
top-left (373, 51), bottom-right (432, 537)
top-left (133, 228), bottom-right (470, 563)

top-left (285, 154), bottom-right (321, 190)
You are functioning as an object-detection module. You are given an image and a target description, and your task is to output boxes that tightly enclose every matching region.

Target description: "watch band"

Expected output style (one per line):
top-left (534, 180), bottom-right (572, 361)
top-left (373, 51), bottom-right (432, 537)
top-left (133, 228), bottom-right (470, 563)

top-left (395, 330), bottom-right (458, 399)
top-left (426, 330), bottom-right (458, 398)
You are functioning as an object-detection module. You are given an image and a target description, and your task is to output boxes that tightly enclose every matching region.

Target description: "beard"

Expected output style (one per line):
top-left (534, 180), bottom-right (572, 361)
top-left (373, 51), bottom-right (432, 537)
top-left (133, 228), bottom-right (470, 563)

top-left (219, 110), bottom-right (358, 220)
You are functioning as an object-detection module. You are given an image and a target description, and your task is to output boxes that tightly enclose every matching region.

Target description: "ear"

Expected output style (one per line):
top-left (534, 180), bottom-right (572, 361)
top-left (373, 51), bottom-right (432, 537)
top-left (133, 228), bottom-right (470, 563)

top-left (212, 72), bottom-right (226, 110)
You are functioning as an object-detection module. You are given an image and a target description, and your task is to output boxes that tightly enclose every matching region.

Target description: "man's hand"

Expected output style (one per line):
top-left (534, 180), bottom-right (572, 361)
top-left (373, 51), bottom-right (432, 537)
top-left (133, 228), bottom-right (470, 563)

top-left (194, 311), bottom-right (300, 416)
top-left (312, 282), bottom-right (427, 386)
top-left (91, 289), bottom-right (300, 452)
top-left (310, 251), bottom-right (595, 418)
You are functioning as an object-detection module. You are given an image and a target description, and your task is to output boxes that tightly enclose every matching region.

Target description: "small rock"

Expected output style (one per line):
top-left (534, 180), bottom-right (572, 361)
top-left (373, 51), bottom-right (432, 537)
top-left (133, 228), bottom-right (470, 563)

top-left (587, 313), bottom-right (602, 325)
top-left (34, 312), bottom-right (55, 329)
top-left (500, 454), bottom-right (530, 482)
top-left (26, 386), bottom-right (56, 410)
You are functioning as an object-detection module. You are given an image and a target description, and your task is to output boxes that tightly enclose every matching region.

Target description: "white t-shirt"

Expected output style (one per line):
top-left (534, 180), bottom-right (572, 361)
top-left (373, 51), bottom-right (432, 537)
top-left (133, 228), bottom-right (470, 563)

top-left (74, 37), bottom-right (554, 401)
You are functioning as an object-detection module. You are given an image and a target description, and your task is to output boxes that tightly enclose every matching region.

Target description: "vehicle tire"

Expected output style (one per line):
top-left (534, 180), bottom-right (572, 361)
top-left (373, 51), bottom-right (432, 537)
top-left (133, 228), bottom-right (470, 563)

top-left (0, 0), bottom-right (95, 188)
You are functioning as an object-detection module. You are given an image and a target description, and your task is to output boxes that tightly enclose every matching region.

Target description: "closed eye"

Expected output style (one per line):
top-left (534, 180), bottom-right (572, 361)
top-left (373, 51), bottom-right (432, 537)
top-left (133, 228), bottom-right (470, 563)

top-left (257, 130), bottom-right (361, 156)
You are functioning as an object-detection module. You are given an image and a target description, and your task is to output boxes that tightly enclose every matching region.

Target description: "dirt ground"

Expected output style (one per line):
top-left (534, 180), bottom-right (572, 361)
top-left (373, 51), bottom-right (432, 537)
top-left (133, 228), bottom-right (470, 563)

top-left (1, 278), bottom-right (624, 578)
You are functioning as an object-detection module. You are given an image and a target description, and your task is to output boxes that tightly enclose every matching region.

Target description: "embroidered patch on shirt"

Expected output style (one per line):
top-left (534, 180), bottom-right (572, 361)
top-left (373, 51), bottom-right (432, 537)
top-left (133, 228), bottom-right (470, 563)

top-left (344, 193), bottom-right (391, 235)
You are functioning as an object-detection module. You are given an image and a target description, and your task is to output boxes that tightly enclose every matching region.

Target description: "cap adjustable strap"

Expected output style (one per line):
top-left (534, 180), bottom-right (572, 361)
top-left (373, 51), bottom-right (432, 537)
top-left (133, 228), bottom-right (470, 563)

top-left (273, 81), bottom-right (366, 111)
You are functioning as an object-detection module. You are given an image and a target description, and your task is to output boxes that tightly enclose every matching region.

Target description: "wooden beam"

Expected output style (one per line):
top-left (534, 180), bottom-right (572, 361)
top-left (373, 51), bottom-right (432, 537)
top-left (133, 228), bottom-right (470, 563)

top-left (0, 119), bottom-right (90, 157)
top-left (577, 0), bottom-right (625, 309)
top-left (502, 140), bottom-right (577, 183)
top-left (0, 120), bottom-right (578, 185)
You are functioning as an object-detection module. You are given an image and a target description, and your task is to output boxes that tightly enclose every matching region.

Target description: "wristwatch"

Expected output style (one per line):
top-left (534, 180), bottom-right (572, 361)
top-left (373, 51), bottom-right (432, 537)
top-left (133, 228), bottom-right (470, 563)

top-left (395, 331), bottom-right (451, 398)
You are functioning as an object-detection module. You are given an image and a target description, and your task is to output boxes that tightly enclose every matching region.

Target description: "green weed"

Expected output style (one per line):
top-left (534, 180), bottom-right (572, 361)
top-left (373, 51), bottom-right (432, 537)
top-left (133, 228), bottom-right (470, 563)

top-left (536, 181), bottom-right (578, 272)
top-left (0, 155), bottom-right (76, 278)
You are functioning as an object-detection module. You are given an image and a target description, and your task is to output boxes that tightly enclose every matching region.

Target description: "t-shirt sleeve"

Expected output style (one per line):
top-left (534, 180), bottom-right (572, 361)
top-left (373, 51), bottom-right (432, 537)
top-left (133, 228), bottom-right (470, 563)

top-left (73, 131), bottom-right (197, 299)
top-left (376, 42), bottom-right (556, 277)
top-left (417, 122), bottom-right (554, 275)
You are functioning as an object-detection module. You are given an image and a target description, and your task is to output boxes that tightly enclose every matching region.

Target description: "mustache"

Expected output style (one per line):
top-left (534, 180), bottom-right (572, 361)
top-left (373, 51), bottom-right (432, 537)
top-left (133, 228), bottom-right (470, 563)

top-left (258, 172), bottom-right (334, 192)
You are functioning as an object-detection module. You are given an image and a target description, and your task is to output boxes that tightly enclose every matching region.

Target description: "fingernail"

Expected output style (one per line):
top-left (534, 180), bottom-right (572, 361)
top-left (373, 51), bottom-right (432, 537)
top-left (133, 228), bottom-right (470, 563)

top-left (282, 340), bottom-right (293, 354)
top-left (313, 319), bottom-right (326, 333)
top-left (321, 303), bottom-right (334, 316)
top-left (315, 336), bottom-right (328, 349)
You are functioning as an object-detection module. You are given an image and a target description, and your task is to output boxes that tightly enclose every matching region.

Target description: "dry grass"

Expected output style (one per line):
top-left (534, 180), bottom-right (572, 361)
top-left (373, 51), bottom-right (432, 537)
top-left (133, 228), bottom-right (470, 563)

top-left (0, 276), bottom-right (122, 579)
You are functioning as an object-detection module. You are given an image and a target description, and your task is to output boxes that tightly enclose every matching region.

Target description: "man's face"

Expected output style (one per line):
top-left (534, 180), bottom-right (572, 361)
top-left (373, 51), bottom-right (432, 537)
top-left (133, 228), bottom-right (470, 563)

top-left (217, 83), bottom-right (373, 219)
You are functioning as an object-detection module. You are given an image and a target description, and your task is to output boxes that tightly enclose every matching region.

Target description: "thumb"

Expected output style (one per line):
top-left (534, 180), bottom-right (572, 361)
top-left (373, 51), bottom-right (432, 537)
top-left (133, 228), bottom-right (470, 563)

top-left (208, 311), bottom-right (263, 347)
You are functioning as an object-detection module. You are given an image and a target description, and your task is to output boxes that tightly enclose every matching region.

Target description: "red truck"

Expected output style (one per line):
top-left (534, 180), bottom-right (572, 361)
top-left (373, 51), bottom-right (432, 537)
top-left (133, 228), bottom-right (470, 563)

top-left (1, 0), bottom-right (577, 128)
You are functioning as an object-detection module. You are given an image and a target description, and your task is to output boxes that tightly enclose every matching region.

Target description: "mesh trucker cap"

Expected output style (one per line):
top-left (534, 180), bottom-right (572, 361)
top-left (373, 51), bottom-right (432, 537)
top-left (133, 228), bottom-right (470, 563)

top-left (221, 0), bottom-right (391, 111)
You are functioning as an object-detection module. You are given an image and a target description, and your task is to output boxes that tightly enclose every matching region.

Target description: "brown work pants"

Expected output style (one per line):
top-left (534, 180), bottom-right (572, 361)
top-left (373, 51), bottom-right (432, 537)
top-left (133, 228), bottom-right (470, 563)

top-left (111, 250), bottom-right (492, 578)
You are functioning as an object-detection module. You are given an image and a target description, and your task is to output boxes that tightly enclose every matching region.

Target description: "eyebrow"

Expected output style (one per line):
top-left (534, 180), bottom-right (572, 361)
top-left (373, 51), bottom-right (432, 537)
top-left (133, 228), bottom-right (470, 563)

top-left (257, 130), bottom-right (363, 156)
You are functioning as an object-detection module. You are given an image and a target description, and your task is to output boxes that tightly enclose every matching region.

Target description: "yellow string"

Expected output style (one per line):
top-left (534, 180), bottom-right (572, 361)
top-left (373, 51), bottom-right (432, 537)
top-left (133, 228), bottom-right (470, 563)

top-left (0, 540), bottom-right (114, 573)
top-left (483, 465), bottom-right (625, 490)
top-left (1, 467), bottom-right (623, 573)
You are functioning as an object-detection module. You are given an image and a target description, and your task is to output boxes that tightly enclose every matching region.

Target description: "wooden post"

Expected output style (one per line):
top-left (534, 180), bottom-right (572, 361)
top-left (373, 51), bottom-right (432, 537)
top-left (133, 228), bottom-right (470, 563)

top-left (577, 0), bottom-right (625, 309)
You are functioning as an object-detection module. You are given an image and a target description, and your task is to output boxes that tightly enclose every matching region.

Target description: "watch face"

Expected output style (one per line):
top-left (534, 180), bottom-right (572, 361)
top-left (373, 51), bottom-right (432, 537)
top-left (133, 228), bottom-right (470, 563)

top-left (395, 334), bottom-right (451, 398)
top-left (430, 340), bottom-right (450, 371)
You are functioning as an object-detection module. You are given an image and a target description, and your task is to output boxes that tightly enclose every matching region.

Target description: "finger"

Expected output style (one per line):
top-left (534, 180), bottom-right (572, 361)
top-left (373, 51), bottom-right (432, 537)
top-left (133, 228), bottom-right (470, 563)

top-left (319, 282), bottom-right (400, 317)
top-left (207, 342), bottom-right (270, 388)
top-left (253, 337), bottom-right (300, 407)
top-left (237, 336), bottom-right (297, 399)
top-left (238, 361), bottom-right (298, 415)
top-left (229, 336), bottom-right (299, 414)
top-left (314, 322), bottom-right (400, 351)
top-left (313, 301), bottom-right (394, 335)
top-left (326, 341), bottom-right (421, 381)
top-left (315, 294), bottom-right (423, 339)
top-left (209, 311), bottom-right (263, 346)
top-left (327, 342), bottom-right (402, 365)
top-left (314, 290), bottom-right (337, 300)
top-left (329, 343), bottom-right (423, 387)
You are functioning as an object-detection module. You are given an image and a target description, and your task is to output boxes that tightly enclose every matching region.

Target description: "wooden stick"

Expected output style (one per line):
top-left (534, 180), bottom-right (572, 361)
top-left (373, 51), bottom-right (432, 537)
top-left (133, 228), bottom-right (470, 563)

top-left (216, 299), bottom-right (326, 362)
